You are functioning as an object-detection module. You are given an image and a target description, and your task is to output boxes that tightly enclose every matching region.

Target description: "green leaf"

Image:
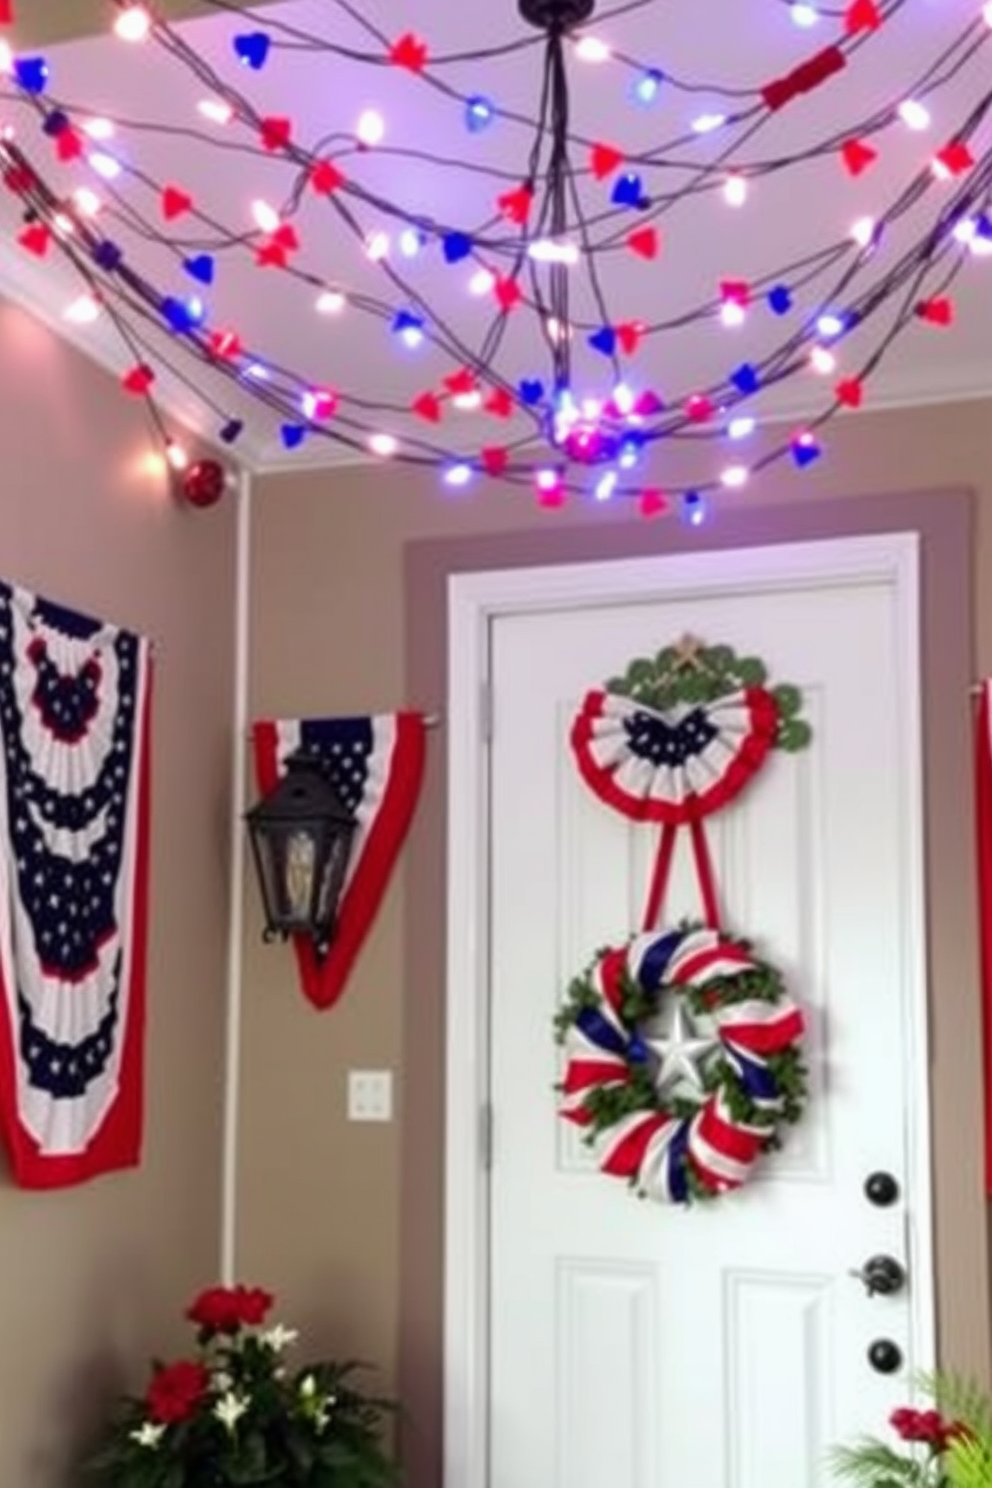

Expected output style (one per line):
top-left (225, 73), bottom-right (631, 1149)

top-left (779, 718), bottom-right (813, 752)
top-left (773, 683), bottom-right (803, 718)
top-left (736, 656), bottom-right (767, 687)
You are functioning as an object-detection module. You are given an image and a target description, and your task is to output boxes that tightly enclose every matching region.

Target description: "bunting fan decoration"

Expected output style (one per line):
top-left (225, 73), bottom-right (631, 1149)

top-left (253, 713), bottom-right (426, 1010)
top-left (0, 580), bottom-right (152, 1189)
top-left (555, 636), bottom-right (812, 1205)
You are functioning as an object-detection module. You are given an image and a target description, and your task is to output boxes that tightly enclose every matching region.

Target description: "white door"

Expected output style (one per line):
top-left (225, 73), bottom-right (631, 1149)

top-left (445, 537), bottom-right (933, 1488)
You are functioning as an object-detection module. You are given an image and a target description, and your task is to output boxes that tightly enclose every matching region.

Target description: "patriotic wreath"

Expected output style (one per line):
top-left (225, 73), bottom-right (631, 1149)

top-left (556, 637), bottom-right (812, 1206)
top-left (556, 925), bottom-right (808, 1205)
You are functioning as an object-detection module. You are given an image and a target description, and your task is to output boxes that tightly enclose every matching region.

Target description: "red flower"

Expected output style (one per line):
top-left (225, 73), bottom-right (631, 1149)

top-left (147, 1360), bottom-right (209, 1424)
top-left (889, 1406), bottom-right (962, 1452)
top-left (186, 1283), bottom-right (274, 1334)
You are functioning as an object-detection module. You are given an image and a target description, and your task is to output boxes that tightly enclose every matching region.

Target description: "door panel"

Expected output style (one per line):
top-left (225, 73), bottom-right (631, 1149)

top-left (487, 569), bottom-right (930, 1488)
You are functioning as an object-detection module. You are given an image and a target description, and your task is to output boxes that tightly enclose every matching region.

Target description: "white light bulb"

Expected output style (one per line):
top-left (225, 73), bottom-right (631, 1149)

top-left (0, 40), bottom-right (12, 73)
top-left (252, 199), bottom-right (280, 233)
top-left (468, 269), bottom-right (495, 296)
top-left (64, 294), bottom-right (100, 324)
top-left (817, 313), bottom-right (845, 339)
top-left (692, 113), bottom-right (726, 134)
top-left (728, 416), bottom-right (756, 440)
top-left (73, 186), bottom-right (102, 216)
top-left (850, 215), bottom-right (876, 248)
top-left (575, 35), bottom-right (610, 62)
top-left (113, 5), bottom-right (151, 41)
top-left (356, 109), bottom-right (385, 146)
top-left (898, 99), bottom-right (930, 131)
top-left (790, 2), bottom-right (819, 24)
top-left (398, 228), bottom-right (422, 257)
top-left (88, 151), bottom-right (121, 180)
top-left (810, 346), bottom-right (836, 375)
top-left (453, 390), bottom-right (483, 411)
top-left (365, 230), bottom-right (390, 261)
top-left (316, 289), bottom-right (345, 315)
top-left (83, 117), bottom-right (115, 140)
top-left (985, 2), bottom-right (992, 26)
top-left (369, 432), bottom-right (397, 457)
top-left (721, 464), bottom-right (749, 488)
top-left (721, 302), bottom-right (746, 328)
top-left (595, 471), bottom-right (618, 502)
top-left (536, 469), bottom-right (560, 491)
top-left (527, 238), bottom-right (579, 265)
top-left (723, 173), bottom-right (747, 207)
top-left (444, 464), bottom-right (473, 487)
top-left (166, 441), bottom-right (189, 471)
top-left (198, 98), bottom-right (234, 125)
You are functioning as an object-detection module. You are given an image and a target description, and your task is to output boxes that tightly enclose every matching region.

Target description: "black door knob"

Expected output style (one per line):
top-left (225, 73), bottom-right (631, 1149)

top-left (851, 1254), bottom-right (907, 1297)
top-left (864, 1172), bottom-right (900, 1207)
top-left (868, 1339), bottom-right (903, 1374)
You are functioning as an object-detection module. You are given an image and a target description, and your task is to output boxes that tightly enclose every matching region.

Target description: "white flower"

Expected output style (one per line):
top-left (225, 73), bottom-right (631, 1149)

top-left (214, 1391), bottom-right (250, 1432)
top-left (299, 1373), bottom-right (317, 1399)
top-left (211, 1369), bottom-right (233, 1393)
top-left (260, 1323), bottom-right (299, 1352)
top-left (129, 1421), bottom-right (166, 1449)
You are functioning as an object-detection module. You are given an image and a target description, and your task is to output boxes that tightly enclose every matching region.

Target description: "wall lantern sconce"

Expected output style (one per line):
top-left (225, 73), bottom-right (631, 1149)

top-left (245, 749), bottom-right (356, 955)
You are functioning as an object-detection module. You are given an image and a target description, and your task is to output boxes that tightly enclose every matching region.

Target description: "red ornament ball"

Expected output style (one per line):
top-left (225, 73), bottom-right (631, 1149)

top-left (182, 458), bottom-right (227, 508)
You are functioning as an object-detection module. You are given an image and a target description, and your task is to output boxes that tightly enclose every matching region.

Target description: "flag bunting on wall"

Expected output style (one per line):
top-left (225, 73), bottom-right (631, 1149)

top-left (974, 681), bottom-right (992, 1195)
top-left (252, 713), bottom-right (427, 1010)
top-left (0, 581), bottom-right (152, 1189)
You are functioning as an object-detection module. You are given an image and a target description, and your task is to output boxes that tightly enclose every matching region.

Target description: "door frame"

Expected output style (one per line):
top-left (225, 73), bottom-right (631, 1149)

top-left (444, 533), bottom-right (934, 1488)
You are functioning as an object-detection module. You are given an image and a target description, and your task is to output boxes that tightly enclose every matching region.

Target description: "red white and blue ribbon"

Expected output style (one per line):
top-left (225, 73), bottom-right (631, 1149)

top-left (570, 686), bottom-right (779, 826)
top-left (253, 713), bottom-right (426, 1010)
top-left (559, 927), bottom-right (805, 1203)
top-left (0, 582), bottom-right (152, 1188)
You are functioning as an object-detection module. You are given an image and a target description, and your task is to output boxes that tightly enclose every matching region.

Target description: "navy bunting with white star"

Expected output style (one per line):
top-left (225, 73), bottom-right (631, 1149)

top-left (253, 713), bottom-right (426, 1010)
top-left (0, 581), bottom-right (151, 1188)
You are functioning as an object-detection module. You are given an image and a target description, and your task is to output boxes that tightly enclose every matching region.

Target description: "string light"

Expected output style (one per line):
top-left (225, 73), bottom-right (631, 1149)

top-left (198, 98), bottom-right (234, 124)
top-left (574, 36), bottom-right (611, 62)
top-left (315, 289), bottom-right (346, 314)
top-left (251, 200), bottom-right (280, 233)
top-left (64, 293), bottom-right (101, 324)
top-left (113, 6), bottom-right (152, 43)
top-left (87, 151), bottom-right (121, 180)
top-left (82, 117), bottom-right (115, 140)
top-left (898, 99), bottom-right (930, 131)
top-left (1, 0), bottom-right (987, 522)
top-left (355, 109), bottom-right (385, 146)
top-left (632, 69), bottom-right (663, 106)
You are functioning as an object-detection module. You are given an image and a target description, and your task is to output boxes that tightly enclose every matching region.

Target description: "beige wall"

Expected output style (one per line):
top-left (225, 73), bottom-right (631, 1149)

top-left (12, 0), bottom-right (265, 46)
top-left (0, 300), bottom-right (236, 1487)
top-left (241, 395), bottom-right (992, 1425)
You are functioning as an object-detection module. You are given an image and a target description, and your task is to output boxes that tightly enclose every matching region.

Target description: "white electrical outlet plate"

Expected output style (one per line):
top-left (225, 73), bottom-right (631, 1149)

top-left (347, 1069), bottom-right (393, 1122)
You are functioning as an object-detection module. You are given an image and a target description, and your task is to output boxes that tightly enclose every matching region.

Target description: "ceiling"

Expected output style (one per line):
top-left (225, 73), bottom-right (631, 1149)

top-left (0, 0), bottom-right (989, 479)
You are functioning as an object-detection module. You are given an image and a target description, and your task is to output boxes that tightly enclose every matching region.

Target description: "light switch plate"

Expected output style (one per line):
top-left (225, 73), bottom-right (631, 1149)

top-left (347, 1069), bottom-right (393, 1122)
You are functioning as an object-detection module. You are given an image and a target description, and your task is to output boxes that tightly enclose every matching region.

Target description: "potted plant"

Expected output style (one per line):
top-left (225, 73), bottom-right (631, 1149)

top-left (832, 1375), bottom-right (992, 1488)
top-left (85, 1283), bottom-right (399, 1487)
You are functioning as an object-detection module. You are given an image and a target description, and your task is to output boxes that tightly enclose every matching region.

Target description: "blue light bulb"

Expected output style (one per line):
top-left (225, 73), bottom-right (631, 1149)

top-left (465, 95), bottom-right (495, 133)
top-left (681, 491), bottom-right (707, 527)
top-left (632, 69), bottom-right (663, 107)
